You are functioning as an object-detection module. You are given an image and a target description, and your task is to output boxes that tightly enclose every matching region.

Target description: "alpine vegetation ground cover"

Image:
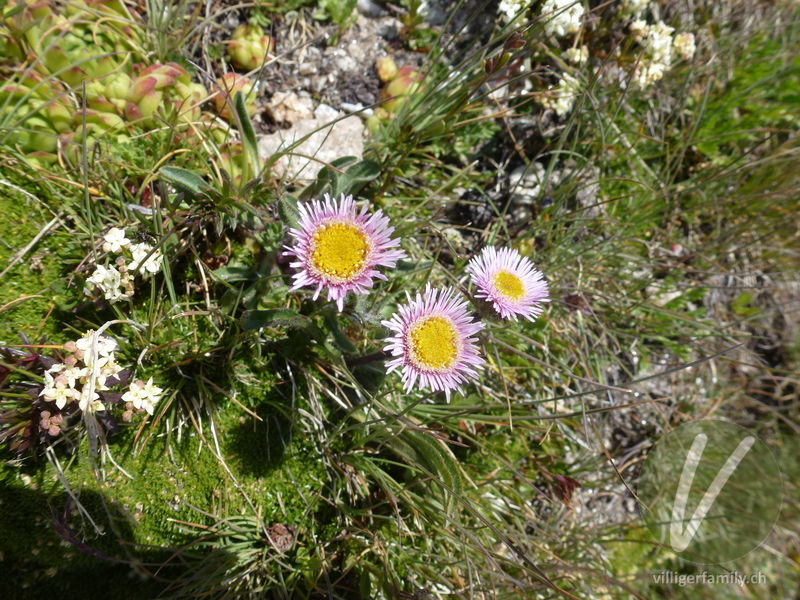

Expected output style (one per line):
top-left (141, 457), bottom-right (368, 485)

top-left (0, 0), bottom-right (798, 598)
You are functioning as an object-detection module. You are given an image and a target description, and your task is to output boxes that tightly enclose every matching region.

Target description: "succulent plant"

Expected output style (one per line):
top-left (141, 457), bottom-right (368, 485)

top-left (379, 65), bottom-right (422, 116)
top-left (376, 56), bottom-right (398, 83)
top-left (228, 24), bottom-right (274, 71)
top-left (125, 62), bottom-right (207, 126)
top-left (0, 69), bottom-right (74, 164)
top-left (212, 72), bottom-right (257, 123)
top-left (214, 140), bottom-right (246, 187)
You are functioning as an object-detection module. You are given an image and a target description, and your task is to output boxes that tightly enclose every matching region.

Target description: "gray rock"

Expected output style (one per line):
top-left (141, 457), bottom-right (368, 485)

top-left (508, 162), bottom-right (547, 206)
top-left (258, 105), bottom-right (364, 183)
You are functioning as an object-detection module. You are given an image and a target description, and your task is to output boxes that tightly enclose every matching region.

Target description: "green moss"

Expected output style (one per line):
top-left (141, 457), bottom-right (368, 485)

top-left (0, 191), bottom-right (77, 346)
top-left (0, 364), bottom-right (328, 569)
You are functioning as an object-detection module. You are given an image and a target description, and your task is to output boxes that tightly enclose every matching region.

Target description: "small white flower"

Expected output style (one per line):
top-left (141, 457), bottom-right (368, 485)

top-left (46, 362), bottom-right (66, 375)
top-left (122, 377), bottom-right (164, 415)
top-left (541, 0), bottom-right (584, 38)
top-left (630, 19), bottom-right (649, 43)
top-left (128, 243), bottom-right (163, 275)
top-left (629, 20), bottom-right (675, 88)
top-left (673, 32), bottom-right (696, 61)
top-left (540, 72), bottom-right (581, 117)
top-left (644, 21), bottom-right (675, 63)
top-left (564, 45), bottom-right (589, 65)
top-left (40, 374), bottom-right (78, 410)
top-left (100, 355), bottom-right (124, 380)
top-left (498, 0), bottom-right (527, 22)
top-left (75, 331), bottom-right (118, 358)
top-left (77, 388), bottom-right (103, 413)
top-left (102, 227), bottom-right (131, 253)
top-left (620, 0), bottom-right (649, 19)
top-left (61, 364), bottom-right (88, 388)
top-left (87, 264), bottom-right (128, 303)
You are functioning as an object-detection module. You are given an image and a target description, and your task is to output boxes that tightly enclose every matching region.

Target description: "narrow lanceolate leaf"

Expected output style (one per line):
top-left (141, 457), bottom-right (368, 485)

top-left (159, 166), bottom-right (208, 200)
top-left (345, 159), bottom-right (380, 183)
top-left (340, 159), bottom-right (382, 195)
top-left (322, 310), bottom-right (357, 353)
top-left (277, 194), bottom-right (302, 229)
top-left (234, 91), bottom-right (260, 180)
top-left (240, 308), bottom-right (310, 330)
top-left (402, 429), bottom-right (463, 515)
top-left (240, 308), bottom-right (327, 344)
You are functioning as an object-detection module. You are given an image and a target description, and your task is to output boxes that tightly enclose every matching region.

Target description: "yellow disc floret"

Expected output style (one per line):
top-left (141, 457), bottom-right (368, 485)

top-left (492, 270), bottom-right (525, 301)
top-left (310, 222), bottom-right (370, 281)
top-left (408, 315), bottom-right (459, 370)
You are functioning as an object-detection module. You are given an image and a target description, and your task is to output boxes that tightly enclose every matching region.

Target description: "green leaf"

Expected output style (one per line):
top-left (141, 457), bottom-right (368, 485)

top-left (298, 168), bottom-right (336, 201)
top-left (339, 159), bottom-right (382, 195)
top-left (241, 308), bottom-right (309, 330)
top-left (401, 430), bottom-right (463, 515)
top-left (330, 156), bottom-right (359, 169)
top-left (3, 2), bottom-right (26, 18)
top-left (211, 264), bottom-right (253, 283)
top-left (277, 194), bottom-right (302, 229)
top-left (234, 91), bottom-right (260, 182)
top-left (731, 291), bottom-right (760, 317)
top-left (159, 166), bottom-right (207, 199)
top-left (346, 159), bottom-right (380, 183)
top-left (322, 310), bottom-right (357, 353)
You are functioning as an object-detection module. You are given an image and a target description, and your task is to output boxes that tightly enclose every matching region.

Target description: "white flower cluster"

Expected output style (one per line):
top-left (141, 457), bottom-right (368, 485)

top-left (540, 72), bottom-right (581, 117)
top-left (39, 331), bottom-right (122, 414)
top-left (564, 45), bottom-right (589, 65)
top-left (87, 228), bottom-right (163, 303)
top-left (673, 32), bottom-right (696, 61)
top-left (122, 378), bottom-right (163, 416)
top-left (541, 0), bottom-right (584, 38)
top-left (630, 20), bottom-right (675, 87)
top-left (621, 5), bottom-right (696, 89)
top-left (497, 0), bottom-right (528, 22)
top-left (620, 0), bottom-right (649, 18)
top-left (38, 330), bottom-right (166, 430)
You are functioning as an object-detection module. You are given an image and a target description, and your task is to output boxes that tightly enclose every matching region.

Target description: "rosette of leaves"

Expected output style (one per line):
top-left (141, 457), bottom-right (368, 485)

top-left (125, 62), bottom-right (207, 127)
top-left (0, 69), bottom-right (73, 165)
top-left (214, 140), bottom-right (246, 187)
top-left (12, 0), bottom-right (143, 89)
top-left (65, 106), bottom-right (129, 163)
top-left (228, 23), bottom-right (274, 71)
top-left (1, 0), bottom-right (51, 62)
top-left (212, 72), bottom-right (256, 123)
top-left (378, 64), bottom-right (422, 116)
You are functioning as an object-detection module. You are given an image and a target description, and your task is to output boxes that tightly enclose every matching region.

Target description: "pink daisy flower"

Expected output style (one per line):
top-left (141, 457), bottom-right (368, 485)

top-left (382, 284), bottom-right (485, 401)
top-left (466, 246), bottom-right (549, 321)
top-left (284, 193), bottom-right (406, 311)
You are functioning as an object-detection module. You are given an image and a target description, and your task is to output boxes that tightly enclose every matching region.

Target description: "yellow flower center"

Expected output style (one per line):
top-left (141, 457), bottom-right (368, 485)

top-left (408, 315), bottom-right (459, 370)
top-left (310, 222), bottom-right (370, 281)
top-left (492, 270), bottom-right (525, 301)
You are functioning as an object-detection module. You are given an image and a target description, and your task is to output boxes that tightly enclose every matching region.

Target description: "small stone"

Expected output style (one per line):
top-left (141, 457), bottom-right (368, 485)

top-left (267, 91), bottom-right (314, 125)
top-left (357, 0), bottom-right (386, 18)
top-left (298, 62), bottom-right (317, 75)
top-left (508, 162), bottom-right (546, 206)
